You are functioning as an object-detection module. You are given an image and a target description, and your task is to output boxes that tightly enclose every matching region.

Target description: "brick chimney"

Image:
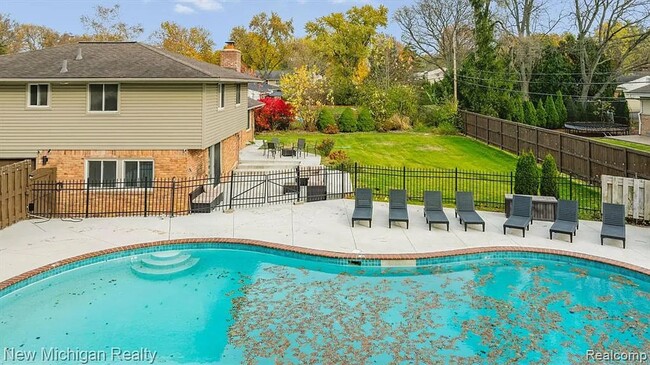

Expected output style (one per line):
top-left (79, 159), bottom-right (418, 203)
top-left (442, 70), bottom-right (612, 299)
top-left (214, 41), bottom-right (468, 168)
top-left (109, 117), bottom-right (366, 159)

top-left (220, 41), bottom-right (241, 73)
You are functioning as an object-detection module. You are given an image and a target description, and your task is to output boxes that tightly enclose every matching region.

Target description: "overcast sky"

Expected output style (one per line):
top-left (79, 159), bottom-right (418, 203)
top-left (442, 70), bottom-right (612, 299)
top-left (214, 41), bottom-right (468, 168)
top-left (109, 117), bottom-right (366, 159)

top-left (2, 0), bottom-right (415, 46)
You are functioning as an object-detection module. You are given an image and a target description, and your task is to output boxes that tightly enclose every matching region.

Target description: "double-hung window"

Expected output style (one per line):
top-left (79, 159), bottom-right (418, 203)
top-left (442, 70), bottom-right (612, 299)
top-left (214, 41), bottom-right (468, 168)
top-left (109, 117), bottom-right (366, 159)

top-left (124, 161), bottom-right (154, 188)
top-left (28, 84), bottom-right (49, 107)
top-left (219, 84), bottom-right (225, 109)
top-left (87, 160), bottom-right (117, 188)
top-left (89, 84), bottom-right (118, 112)
top-left (235, 84), bottom-right (241, 105)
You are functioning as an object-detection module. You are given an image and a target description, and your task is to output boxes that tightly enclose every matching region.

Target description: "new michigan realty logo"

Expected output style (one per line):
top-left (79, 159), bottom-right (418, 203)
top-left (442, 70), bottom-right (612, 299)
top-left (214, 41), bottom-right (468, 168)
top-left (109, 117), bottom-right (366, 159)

top-left (3, 347), bottom-right (157, 364)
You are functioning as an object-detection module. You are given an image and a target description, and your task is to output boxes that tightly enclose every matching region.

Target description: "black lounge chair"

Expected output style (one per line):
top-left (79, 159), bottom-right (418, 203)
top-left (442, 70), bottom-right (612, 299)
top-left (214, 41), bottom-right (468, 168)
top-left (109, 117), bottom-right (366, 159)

top-left (389, 189), bottom-right (409, 228)
top-left (549, 200), bottom-right (579, 242)
top-left (455, 192), bottom-right (485, 231)
top-left (503, 194), bottom-right (533, 237)
top-left (601, 203), bottom-right (626, 248)
top-left (424, 191), bottom-right (449, 231)
top-left (352, 188), bottom-right (373, 227)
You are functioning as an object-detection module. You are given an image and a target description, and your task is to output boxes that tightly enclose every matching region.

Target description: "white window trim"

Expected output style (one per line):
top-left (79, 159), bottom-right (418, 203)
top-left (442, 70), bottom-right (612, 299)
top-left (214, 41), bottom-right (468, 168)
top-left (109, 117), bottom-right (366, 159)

top-left (26, 83), bottom-right (51, 108)
top-left (235, 84), bottom-right (241, 107)
top-left (85, 159), bottom-right (119, 189)
top-left (218, 84), bottom-right (225, 111)
top-left (122, 159), bottom-right (155, 188)
top-left (87, 83), bottom-right (120, 113)
top-left (85, 159), bottom-right (155, 190)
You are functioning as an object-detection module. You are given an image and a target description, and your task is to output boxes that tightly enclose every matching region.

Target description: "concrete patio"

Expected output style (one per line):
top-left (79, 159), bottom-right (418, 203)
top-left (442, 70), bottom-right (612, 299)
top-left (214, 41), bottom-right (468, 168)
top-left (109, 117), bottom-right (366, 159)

top-left (1, 199), bottom-right (649, 281)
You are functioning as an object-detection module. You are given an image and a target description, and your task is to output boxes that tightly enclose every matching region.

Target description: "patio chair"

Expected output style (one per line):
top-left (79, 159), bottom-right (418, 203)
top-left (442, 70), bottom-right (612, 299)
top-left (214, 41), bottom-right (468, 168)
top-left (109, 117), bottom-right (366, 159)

top-left (266, 142), bottom-right (277, 159)
top-left (389, 189), bottom-right (409, 228)
top-left (296, 138), bottom-right (306, 158)
top-left (271, 138), bottom-right (282, 156)
top-left (600, 203), bottom-right (626, 248)
top-left (352, 188), bottom-right (373, 227)
top-left (423, 191), bottom-right (449, 231)
top-left (503, 194), bottom-right (533, 237)
top-left (455, 192), bottom-right (485, 231)
top-left (549, 200), bottom-right (579, 242)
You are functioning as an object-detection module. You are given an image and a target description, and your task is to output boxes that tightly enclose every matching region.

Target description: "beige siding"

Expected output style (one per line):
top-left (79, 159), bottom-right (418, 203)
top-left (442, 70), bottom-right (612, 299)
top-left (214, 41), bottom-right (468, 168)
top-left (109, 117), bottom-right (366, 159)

top-left (641, 98), bottom-right (650, 115)
top-left (0, 83), bottom-right (203, 158)
top-left (202, 83), bottom-right (248, 148)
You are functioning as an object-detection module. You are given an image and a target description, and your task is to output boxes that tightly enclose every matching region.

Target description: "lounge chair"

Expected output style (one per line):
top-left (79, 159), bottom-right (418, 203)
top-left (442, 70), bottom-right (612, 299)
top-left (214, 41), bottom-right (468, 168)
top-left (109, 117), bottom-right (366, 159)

top-left (600, 203), bottom-right (626, 248)
top-left (296, 138), bottom-right (306, 158)
top-left (424, 191), bottom-right (449, 231)
top-left (389, 189), bottom-right (409, 228)
top-left (455, 192), bottom-right (485, 231)
top-left (352, 188), bottom-right (373, 227)
top-left (549, 200), bottom-right (579, 242)
top-left (503, 194), bottom-right (533, 237)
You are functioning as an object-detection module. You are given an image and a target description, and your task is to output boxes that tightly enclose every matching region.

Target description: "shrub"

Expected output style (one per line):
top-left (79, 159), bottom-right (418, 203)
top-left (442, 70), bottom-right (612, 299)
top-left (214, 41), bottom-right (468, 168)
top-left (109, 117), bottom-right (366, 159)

top-left (317, 108), bottom-right (336, 131)
top-left (323, 124), bottom-right (340, 134)
top-left (555, 91), bottom-right (567, 125)
top-left (357, 107), bottom-right (375, 131)
top-left (254, 97), bottom-right (294, 131)
top-left (338, 107), bottom-right (358, 132)
top-left (536, 99), bottom-right (547, 128)
top-left (613, 95), bottom-right (630, 126)
top-left (377, 114), bottom-right (411, 132)
top-left (511, 97), bottom-right (525, 123)
top-left (523, 100), bottom-right (537, 126)
top-left (434, 121), bottom-right (458, 135)
top-left (316, 138), bottom-right (335, 156)
top-left (326, 150), bottom-right (352, 169)
top-left (545, 96), bottom-right (559, 128)
top-left (514, 151), bottom-right (539, 195)
top-left (540, 154), bottom-right (559, 197)
top-left (420, 101), bottom-right (458, 127)
top-left (565, 96), bottom-right (577, 123)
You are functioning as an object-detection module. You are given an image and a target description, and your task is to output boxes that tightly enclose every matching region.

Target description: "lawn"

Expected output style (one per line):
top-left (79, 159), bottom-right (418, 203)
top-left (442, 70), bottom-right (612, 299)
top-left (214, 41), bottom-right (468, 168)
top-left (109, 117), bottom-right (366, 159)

top-left (592, 138), bottom-right (650, 153)
top-left (259, 131), bottom-right (518, 171)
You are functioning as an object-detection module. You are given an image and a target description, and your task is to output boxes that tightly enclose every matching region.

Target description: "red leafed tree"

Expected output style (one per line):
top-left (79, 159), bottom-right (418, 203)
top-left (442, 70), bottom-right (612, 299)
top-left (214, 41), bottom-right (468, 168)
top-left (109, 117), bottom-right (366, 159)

top-left (254, 97), bottom-right (294, 131)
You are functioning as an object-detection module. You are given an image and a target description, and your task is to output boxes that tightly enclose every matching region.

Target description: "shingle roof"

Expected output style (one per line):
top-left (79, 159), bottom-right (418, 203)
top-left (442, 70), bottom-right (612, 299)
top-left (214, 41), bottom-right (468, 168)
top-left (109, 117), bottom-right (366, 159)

top-left (247, 97), bottom-right (264, 110)
top-left (248, 82), bottom-right (280, 93)
top-left (617, 71), bottom-right (650, 84)
top-left (627, 84), bottom-right (650, 94)
top-left (0, 42), bottom-right (260, 81)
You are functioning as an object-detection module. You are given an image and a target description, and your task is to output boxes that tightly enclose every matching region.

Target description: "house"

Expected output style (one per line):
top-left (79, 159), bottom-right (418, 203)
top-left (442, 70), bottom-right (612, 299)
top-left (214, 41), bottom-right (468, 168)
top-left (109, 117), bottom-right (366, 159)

top-left (627, 85), bottom-right (650, 136)
top-left (0, 41), bottom-right (260, 183)
top-left (414, 68), bottom-right (446, 84)
top-left (616, 73), bottom-right (650, 114)
top-left (247, 82), bottom-right (282, 100)
top-left (257, 70), bottom-right (287, 87)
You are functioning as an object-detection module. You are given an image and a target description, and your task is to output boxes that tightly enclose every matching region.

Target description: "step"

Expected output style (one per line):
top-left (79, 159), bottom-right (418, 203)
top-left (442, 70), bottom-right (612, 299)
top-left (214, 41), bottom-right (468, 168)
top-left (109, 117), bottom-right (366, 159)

top-left (149, 250), bottom-right (182, 261)
top-left (131, 258), bottom-right (199, 277)
top-left (141, 254), bottom-right (192, 269)
top-left (237, 163), bottom-right (300, 169)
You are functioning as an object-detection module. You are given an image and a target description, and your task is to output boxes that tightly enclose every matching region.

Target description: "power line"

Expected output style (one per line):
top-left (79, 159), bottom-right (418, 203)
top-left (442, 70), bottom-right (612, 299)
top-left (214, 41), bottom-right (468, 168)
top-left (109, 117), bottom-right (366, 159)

top-left (467, 67), bottom-right (650, 77)
top-left (459, 74), bottom-right (650, 86)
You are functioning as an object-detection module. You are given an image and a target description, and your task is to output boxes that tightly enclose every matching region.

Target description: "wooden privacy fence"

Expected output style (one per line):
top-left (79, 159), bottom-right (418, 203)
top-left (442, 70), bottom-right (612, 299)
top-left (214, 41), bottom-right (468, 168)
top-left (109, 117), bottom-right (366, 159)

top-left (601, 175), bottom-right (649, 222)
top-left (0, 160), bottom-right (32, 229)
top-left (460, 110), bottom-right (650, 182)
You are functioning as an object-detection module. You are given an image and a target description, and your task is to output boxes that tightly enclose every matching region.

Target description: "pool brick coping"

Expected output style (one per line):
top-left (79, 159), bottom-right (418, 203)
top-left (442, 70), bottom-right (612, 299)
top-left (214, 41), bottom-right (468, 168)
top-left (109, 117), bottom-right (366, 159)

top-left (1, 237), bottom-right (649, 291)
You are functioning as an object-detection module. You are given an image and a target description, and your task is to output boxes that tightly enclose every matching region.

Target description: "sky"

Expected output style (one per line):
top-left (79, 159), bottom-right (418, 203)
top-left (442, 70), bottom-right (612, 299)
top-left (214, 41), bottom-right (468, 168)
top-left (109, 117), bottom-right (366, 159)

top-left (1, 0), bottom-right (413, 45)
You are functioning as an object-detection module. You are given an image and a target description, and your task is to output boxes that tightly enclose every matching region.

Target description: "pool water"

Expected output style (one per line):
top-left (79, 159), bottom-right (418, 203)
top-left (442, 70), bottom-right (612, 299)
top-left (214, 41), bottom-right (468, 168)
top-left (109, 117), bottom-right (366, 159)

top-left (1, 248), bottom-right (648, 364)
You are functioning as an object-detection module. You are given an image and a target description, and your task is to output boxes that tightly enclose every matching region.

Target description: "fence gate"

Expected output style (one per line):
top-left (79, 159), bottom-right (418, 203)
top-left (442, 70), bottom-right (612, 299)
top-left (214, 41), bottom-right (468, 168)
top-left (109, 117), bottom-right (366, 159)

top-left (29, 167), bottom-right (57, 218)
top-left (0, 160), bottom-right (32, 229)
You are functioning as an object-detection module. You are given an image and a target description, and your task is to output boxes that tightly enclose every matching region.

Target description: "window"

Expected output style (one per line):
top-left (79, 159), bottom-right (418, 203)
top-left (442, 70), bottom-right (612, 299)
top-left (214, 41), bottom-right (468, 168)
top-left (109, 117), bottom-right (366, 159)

top-left (124, 161), bottom-right (153, 188)
top-left (87, 161), bottom-right (117, 188)
top-left (235, 84), bottom-right (241, 105)
top-left (89, 84), bottom-right (118, 111)
top-left (28, 84), bottom-right (49, 107)
top-left (219, 84), bottom-right (225, 109)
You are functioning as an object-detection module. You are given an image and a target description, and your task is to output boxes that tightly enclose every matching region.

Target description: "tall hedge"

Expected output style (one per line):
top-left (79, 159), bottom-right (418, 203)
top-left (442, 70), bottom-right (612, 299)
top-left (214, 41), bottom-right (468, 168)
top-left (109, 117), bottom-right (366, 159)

top-left (565, 97), bottom-right (577, 123)
top-left (357, 107), bottom-right (375, 131)
top-left (317, 108), bottom-right (336, 132)
top-left (540, 154), bottom-right (559, 197)
top-left (545, 96), bottom-right (559, 128)
top-left (523, 100), bottom-right (537, 126)
top-left (512, 97), bottom-right (525, 123)
top-left (338, 107), bottom-right (358, 132)
top-left (555, 91), bottom-right (567, 125)
top-left (536, 99), bottom-right (547, 128)
top-left (514, 151), bottom-right (539, 195)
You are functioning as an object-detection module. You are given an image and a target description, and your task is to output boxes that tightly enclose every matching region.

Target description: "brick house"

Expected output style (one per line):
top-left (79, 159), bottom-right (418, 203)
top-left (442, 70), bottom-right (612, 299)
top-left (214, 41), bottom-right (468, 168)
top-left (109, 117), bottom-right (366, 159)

top-left (0, 41), bottom-right (261, 185)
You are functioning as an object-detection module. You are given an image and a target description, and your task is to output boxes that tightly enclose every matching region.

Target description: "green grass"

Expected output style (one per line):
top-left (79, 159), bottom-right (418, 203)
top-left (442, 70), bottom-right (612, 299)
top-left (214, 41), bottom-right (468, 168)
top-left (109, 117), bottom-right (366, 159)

top-left (259, 131), bottom-right (518, 171)
top-left (593, 138), bottom-right (650, 153)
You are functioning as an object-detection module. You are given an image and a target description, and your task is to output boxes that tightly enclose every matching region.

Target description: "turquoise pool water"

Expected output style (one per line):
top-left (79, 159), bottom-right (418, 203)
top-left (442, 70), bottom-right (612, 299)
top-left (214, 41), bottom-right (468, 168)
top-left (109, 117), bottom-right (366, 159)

top-left (1, 246), bottom-right (648, 364)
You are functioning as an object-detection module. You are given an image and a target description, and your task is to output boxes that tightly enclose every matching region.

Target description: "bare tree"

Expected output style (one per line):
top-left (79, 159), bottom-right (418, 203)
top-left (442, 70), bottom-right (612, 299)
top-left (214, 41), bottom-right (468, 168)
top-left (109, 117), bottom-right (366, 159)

top-left (80, 4), bottom-right (143, 41)
top-left (573, 0), bottom-right (650, 100)
top-left (394, 0), bottom-right (474, 74)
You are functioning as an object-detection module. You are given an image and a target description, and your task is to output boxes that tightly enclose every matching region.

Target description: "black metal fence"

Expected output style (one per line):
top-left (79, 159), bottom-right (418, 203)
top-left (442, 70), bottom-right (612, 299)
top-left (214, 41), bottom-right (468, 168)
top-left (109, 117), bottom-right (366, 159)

top-left (30, 164), bottom-right (602, 219)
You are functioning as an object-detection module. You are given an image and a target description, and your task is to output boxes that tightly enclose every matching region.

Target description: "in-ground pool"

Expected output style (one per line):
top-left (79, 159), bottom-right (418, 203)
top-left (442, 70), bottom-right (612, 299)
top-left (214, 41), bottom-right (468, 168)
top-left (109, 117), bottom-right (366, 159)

top-left (1, 245), bottom-right (648, 364)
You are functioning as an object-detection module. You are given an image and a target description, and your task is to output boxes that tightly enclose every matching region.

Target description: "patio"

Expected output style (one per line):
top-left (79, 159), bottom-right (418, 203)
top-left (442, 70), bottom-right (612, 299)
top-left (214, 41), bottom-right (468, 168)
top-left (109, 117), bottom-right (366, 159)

top-left (1, 199), bottom-right (648, 281)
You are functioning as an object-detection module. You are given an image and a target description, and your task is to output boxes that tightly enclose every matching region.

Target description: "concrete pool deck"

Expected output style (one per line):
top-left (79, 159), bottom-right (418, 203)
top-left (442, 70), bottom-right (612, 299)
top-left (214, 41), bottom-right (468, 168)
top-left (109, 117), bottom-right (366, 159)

top-left (1, 199), bottom-right (649, 281)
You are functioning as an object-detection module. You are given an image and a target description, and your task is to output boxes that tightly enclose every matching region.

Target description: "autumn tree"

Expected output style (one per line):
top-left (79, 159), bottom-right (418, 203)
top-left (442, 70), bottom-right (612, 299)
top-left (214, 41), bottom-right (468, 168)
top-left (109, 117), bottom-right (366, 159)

top-left (151, 21), bottom-right (219, 64)
top-left (280, 66), bottom-right (331, 131)
top-left (80, 4), bottom-right (143, 41)
top-left (0, 14), bottom-right (17, 54)
top-left (230, 12), bottom-right (294, 79)
top-left (255, 97), bottom-right (294, 131)
top-left (14, 24), bottom-right (78, 52)
top-left (367, 34), bottom-right (415, 88)
top-left (285, 37), bottom-right (324, 71)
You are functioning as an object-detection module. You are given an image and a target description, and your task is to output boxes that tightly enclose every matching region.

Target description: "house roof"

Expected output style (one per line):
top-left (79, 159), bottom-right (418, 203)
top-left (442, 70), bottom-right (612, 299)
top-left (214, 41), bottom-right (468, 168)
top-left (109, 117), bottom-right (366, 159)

top-left (626, 84), bottom-right (650, 95)
top-left (0, 42), bottom-right (260, 82)
top-left (248, 82), bottom-right (280, 93)
top-left (247, 97), bottom-right (264, 110)
top-left (616, 71), bottom-right (650, 84)
top-left (257, 70), bottom-right (288, 81)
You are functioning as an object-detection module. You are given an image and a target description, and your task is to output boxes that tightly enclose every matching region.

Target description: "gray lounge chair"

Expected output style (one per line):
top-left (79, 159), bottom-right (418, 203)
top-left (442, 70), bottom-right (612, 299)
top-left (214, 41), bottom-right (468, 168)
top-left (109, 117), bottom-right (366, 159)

top-left (352, 188), bottom-right (373, 227)
top-left (455, 192), bottom-right (485, 231)
top-left (601, 203), bottom-right (626, 248)
top-left (296, 138), bottom-right (306, 158)
top-left (549, 200), bottom-right (579, 242)
top-left (503, 194), bottom-right (533, 237)
top-left (424, 191), bottom-right (449, 231)
top-left (389, 189), bottom-right (409, 228)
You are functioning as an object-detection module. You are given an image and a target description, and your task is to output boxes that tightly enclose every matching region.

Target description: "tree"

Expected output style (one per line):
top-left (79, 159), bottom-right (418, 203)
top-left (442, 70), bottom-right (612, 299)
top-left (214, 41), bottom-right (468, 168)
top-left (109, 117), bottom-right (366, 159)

top-left (555, 91), bottom-right (567, 124)
top-left (151, 21), bottom-right (219, 64)
top-left (357, 108), bottom-right (375, 131)
top-left (613, 96), bottom-right (630, 125)
top-left (317, 108), bottom-right (336, 131)
top-left (523, 100), bottom-right (537, 125)
top-left (514, 151), bottom-right (539, 195)
top-left (536, 99), bottom-right (547, 127)
top-left (565, 96), bottom-right (577, 122)
top-left (338, 108), bottom-right (358, 132)
top-left (539, 154), bottom-right (558, 197)
top-left (545, 95), bottom-right (559, 128)
top-left (511, 97), bottom-right (525, 123)
top-left (280, 66), bottom-right (330, 131)
top-left (13, 24), bottom-right (77, 52)
top-left (0, 13), bottom-right (16, 55)
top-left (393, 0), bottom-right (473, 74)
top-left (254, 97), bottom-right (294, 131)
top-left (572, 0), bottom-right (650, 101)
top-left (80, 4), bottom-right (143, 41)
top-left (367, 34), bottom-right (415, 88)
top-left (230, 12), bottom-right (294, 79)
top-left (285, 37), bottom-right (324, 71)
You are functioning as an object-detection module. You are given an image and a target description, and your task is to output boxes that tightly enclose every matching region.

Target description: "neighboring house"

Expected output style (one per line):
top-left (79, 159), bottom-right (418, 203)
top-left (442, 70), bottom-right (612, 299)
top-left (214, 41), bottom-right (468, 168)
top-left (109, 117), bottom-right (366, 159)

top-left (414, 68), bottom-right (446, 84)
top-left (247, 82), bottom-right (282, 100)
top-left (624, 85), bottom-right (650, 136)
top-left (257, 70), bottom-right (288, 87)
top-left (616, 73), bottom-right (650, 113)
top-left (0, 41), bottom-right (260, 183)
